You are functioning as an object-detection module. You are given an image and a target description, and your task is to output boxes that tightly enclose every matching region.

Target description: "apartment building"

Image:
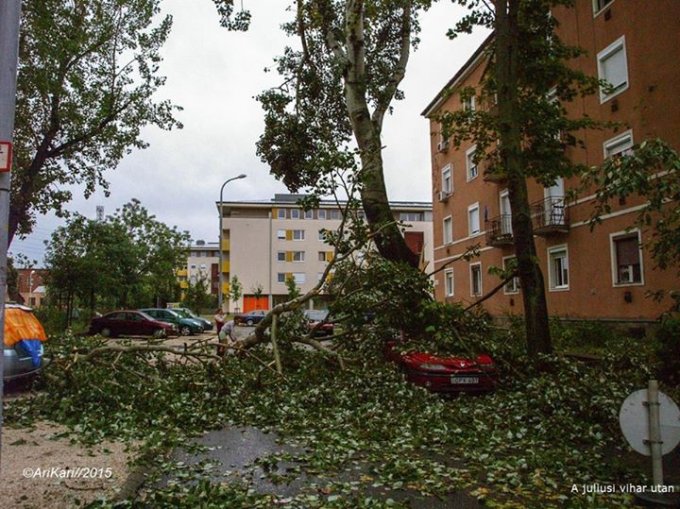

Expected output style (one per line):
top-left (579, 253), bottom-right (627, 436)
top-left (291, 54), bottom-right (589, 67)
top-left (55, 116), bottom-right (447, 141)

top-left (177, 241), bottom-right (220, 298)
top-left (423, 0), bottom-right (680, 322)
top-left (218, 194), bottom-right (433, 312)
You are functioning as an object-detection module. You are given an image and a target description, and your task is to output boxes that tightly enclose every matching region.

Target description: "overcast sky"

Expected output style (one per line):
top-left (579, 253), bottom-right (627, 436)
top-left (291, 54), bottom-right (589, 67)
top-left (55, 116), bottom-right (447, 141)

top-left (11, 0), bottom-right (489, 264)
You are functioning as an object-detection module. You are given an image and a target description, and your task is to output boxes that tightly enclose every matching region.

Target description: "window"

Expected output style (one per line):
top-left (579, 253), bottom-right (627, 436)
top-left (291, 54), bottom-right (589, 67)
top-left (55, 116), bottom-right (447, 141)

top-left (468, 203), bottom-right (481, 236)
top-left (328, 209), bottom-right (341, 220)
top-left (317, 209), bottom-right (327, 220)
top-left (593, 0), bottom-right (614, 14)
top-left (503, 256), bottom-right (520, 294)
top-left (290, 209), bottom-right (300, 219)
top-left (292, 251), bottom-right (305, 262)
top-left (463, 95), bottom-right (476, 112)
top-left (548, 246), bottom-right (569, 290)
top-left (466, 146), bottom-right (478, 181)
top-left (277, 229), bottom-right (286, 240)
top-left (399, 212), bottom-right (423, 222)
top-left (604, 131), bottom-right (633, 159)
top-left (293, 272), bottom-right (306, 284)
top-left (318, 251), bottom-right (333, 262)
top-left (277, 209), bottom-right (286, 219)
top-left (443, 216), bottom-right (453, 245)
top-left (318, 229), bottom-right (326, 241)
top-left (470, 263), bottom-right (482, 297)
top-left (444, 269), bottom-right (454, 297)
top-left (305, 209), bottom-right (313, 219)
top-left (277, 252), bottom-right (286, 262)
top-left (441, 165), bottom-right (452, 195)
top-left (597, 36), bottom-right (628, 102)
top-left (292, 229), bottom-right (305, 240)
top-left (611, 232), bottom-right (642, 285)
top-left (277, 273), bottom-right (286, 283)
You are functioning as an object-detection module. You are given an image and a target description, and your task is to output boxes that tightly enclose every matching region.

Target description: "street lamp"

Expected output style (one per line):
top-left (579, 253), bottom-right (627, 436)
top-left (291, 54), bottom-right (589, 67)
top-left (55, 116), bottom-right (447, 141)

top-left (218, 174), bottom-right (246, 311)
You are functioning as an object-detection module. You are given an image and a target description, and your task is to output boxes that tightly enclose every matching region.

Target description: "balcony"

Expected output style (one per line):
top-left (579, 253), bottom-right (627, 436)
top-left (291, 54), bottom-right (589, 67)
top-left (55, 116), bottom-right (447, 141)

top-left (485, 214), bottom-right (514, 246)
top-left (531, 197), bottom-right (569, 236)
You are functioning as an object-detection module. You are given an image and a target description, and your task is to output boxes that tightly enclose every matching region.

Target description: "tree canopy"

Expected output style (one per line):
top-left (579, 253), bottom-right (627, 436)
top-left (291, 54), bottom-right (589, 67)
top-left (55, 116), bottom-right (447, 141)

top-left (245, 0), bottom-right (434, 267)
top-left (11, 0), bottom-right (182, 243)
top-left (45, 199), bottom-right (190, 323)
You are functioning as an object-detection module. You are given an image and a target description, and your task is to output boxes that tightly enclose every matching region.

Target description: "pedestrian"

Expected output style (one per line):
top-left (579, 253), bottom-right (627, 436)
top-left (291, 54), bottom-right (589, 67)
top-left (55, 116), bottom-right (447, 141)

top-left (214, 308), bottom-right (225, 334)
top-left (218, 318), bottom-right (237, 356)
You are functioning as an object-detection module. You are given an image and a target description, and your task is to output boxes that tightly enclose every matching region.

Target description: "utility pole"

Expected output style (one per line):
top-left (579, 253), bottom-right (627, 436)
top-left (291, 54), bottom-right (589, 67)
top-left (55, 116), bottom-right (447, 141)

top-left (0, 0), bottom-right (22, 471)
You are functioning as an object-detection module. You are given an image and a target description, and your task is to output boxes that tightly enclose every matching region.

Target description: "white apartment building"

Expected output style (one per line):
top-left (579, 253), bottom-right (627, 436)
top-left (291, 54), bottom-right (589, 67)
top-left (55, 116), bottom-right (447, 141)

top-left (178, 241), bottom-right (220, 296)
top-left (218, 194), bottom-right (433, 312)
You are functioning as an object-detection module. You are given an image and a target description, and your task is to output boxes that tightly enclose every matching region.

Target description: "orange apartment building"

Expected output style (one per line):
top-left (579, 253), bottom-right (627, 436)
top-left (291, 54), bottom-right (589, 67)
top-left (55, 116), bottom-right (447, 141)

top-left (423, 0), bottom-right (680, 322)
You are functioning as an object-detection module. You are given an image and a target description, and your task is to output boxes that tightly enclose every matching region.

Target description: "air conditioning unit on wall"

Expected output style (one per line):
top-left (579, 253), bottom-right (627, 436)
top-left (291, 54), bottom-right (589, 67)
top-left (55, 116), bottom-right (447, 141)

top-left (437, 140), bottom-right (449, 153)
top-left (438, 191), bottom-right (451, 202)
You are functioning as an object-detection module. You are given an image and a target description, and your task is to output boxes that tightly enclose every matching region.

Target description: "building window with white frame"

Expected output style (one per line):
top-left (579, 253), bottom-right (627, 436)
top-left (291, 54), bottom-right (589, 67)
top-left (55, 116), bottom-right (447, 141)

top-left (444, 269), bottom-right (454, 297)
top-left (292, 229), bottom-right (305, 240)
top-left (277, 209), bottom-right (286, 219)
top-left (604, 130), bottom-right (633, 159)
top-left (277, 229), bottom-right (286, 240)
top-left (318, 229), bottom-right (326, 241)
top-left (468, 203), bottom-right (481, 236)
top-left (305, 209), bottom-right (313, 219)
top-left (597, 36), bottom-right (628, 102)
top-left (593, 0), bottom-right (614, 15)
top-left (317, 209), bottom-right (326, 220)
top-left (611, 231), bottom-right (643, 285)
top-left (502, 256), bottom-right (520, 294)
top-left (292, 251), bottom-right (305, 262)
top-left (548, 246), bottom-right (569, 290)
top-left (292, 272), bottom-right (306, 285)
top-left (466, 146), bottom-right (478, 181)
top-left (463, 94), bottom-right (476, 112)
top-left (470, 263), bottom-right (482, 297)
top-left (277, 273), bottom-right (286, 283)
top-left (443, 216), bottom-right (453, 245)
top-left (328, 209), bottom-right (341, 220)
top-left (290, 209), bottom-right (300, 220)
top-left (441, 164), bottom-right (452, 195)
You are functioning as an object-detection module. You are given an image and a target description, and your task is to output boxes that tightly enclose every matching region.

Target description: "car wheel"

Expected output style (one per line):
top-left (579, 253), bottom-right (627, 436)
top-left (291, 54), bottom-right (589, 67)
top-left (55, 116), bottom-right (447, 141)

top-left (153, 328), bottom-right (167, 339)
top-left (246, 319), bottom-right (254, 327)
top-left (180, 325), bottom-right (192, 336)
top-left (101, 327), bottom-right (112, 338)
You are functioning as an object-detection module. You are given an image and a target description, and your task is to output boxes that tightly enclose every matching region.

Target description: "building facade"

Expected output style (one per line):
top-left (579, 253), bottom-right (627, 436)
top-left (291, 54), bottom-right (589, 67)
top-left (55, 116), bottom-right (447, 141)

top-left (15, 268), bottom-right (47, 307)
top-left (218, 194), bottom-right (434, 312)
top-left (423, 0), bottom-right (680, 322)
top-left (178, 241), bottom-right (220, 298)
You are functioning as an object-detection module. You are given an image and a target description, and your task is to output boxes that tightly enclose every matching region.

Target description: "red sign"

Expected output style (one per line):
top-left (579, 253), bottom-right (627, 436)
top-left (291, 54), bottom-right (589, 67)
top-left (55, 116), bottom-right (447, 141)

top-left (0, 141), bottom-right (12, 172)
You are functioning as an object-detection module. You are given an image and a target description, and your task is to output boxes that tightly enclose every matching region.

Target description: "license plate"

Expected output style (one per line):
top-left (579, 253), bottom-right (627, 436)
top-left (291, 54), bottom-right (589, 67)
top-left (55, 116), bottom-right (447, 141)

top-left (451, 376), bottom-right (479, 384)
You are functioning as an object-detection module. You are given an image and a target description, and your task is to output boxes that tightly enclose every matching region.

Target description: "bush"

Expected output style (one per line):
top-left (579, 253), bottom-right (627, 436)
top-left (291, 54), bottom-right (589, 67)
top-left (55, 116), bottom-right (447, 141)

top-left (655, 317), bottom-right (680, 386)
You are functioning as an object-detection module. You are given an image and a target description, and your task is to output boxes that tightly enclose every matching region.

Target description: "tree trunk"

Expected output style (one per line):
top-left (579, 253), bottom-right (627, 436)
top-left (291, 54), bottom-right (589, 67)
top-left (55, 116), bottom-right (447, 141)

top-left (342, 0), bottom-right (419, 268)
top-left (495, 0), bottom-right (552, 357)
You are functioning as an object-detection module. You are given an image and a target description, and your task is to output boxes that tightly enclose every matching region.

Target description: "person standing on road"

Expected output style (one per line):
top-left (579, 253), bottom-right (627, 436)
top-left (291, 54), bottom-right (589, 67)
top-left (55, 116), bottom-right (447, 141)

top-left (218, 319), bottom-right (236, 356)
top-left (214, 308), bottom-right (225, 334)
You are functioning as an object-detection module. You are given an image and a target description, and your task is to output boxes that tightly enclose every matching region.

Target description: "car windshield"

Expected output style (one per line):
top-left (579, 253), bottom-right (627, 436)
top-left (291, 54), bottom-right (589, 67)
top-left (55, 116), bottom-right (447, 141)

top-left (173, 309), bottom-right (191, 318)
top-left (304, 310), bottom-right (329, 322)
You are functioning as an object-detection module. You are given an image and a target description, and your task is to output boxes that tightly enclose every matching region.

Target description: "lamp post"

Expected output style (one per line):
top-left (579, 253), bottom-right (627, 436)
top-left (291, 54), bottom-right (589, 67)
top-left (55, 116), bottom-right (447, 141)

top-left (218, 174), bottom-right (246, 311)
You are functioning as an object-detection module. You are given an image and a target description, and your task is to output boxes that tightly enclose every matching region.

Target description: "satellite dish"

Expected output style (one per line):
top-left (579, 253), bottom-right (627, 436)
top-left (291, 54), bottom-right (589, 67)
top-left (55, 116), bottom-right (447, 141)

top-left (619, 389), bottom-right (680, 456)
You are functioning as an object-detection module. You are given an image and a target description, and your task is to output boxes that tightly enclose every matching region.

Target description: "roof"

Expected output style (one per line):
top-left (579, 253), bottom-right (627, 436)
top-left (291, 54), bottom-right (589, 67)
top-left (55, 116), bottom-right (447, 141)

top-left (421, 33), bottom-right (494, 118)
top-left (217, 195), bottom-right (432, 210)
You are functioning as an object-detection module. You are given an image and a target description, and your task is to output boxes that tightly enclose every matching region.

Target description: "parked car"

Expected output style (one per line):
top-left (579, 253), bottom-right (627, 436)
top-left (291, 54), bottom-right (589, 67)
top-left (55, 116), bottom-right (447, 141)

top-left (234, 309), bottom-right (267, 326)
top-left (139, 308), bottom-right (204, 336)
top-left (384, 340), bottom-right (497, 394)
top-left (303, 309), bottom-right (334, 337)
top-left (171, 307), bottom-right (213, 331)
top-left (89, 310), bottom-right (176, 338)
top-left (3, 304), bottom-right (49, 381)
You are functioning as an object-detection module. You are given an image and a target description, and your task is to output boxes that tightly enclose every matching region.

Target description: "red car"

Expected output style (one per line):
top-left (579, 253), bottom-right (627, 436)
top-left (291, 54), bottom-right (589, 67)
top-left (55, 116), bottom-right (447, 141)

top-left (304, 310), bottom-right (334, 337)
top-left (89, 310), bottom-right (177, 338)
top-left (385, 340), bottom-right (497, 394)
